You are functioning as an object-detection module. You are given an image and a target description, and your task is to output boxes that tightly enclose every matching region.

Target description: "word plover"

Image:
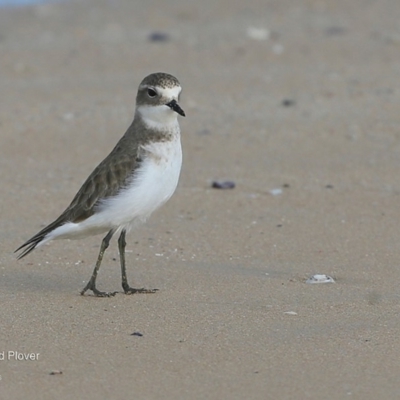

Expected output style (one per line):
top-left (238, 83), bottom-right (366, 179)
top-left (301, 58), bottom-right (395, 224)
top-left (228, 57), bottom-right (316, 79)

top-left (15, 72), bottom-right (185, 297)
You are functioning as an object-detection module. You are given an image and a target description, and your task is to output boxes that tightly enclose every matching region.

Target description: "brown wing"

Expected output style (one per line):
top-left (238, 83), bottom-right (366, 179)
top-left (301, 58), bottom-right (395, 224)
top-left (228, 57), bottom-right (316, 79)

top-left (63, 150), bottom-right (140, 223)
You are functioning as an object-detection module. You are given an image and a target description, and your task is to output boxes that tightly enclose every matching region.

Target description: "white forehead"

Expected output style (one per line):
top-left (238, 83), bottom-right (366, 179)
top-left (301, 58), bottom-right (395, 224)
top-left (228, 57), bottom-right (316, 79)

top-left (157, 86), bottom-right (181, 99)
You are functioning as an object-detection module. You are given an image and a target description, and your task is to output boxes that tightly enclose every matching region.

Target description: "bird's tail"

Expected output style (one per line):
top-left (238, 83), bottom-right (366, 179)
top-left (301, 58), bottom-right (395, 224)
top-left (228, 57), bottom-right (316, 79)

top-left (15, 218), bottom-right (65, 259)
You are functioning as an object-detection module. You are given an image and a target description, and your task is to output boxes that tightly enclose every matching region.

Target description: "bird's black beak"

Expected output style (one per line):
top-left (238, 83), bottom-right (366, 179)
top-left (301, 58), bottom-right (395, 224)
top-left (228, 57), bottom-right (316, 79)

top-left (166, 99), bottom-right (185, 117)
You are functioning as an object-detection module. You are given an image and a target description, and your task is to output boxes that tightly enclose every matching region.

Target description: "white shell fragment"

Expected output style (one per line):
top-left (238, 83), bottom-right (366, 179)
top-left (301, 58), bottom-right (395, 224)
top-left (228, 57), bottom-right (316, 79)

top-left (269, 188), bottom-right (283, 196)
top-left (246, 27), bottom-right (270, 41)
top-left (306, 274), bottom-right (335, 284)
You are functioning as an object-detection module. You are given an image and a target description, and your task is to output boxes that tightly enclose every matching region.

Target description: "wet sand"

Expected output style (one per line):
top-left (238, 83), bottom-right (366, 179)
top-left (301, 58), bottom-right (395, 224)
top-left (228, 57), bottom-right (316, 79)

top-left (1, 0), bottom-right (400, 398)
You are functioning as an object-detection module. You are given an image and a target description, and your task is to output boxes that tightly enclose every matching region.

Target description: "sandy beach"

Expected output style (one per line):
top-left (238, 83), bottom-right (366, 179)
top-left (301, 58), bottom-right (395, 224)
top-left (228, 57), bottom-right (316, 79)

top-left (1, 0), bottom-right (400, 398)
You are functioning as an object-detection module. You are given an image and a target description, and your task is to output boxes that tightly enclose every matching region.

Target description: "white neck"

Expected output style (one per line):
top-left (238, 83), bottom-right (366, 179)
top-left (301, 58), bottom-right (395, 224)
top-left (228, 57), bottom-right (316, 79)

top-left (136, 104), bottom-right (179, 131)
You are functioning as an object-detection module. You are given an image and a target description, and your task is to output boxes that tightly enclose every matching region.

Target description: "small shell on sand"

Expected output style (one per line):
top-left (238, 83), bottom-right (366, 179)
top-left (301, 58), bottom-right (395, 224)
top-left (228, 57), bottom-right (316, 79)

top-left (306, 274), bottom-right (335, 284)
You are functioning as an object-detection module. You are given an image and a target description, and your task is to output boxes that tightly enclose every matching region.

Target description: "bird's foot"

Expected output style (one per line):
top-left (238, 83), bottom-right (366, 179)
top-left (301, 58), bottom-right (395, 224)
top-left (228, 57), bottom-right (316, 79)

top-left (122, 283), bottom-right (158, 295)
top-left (81, 281), bottom-right (117, 297)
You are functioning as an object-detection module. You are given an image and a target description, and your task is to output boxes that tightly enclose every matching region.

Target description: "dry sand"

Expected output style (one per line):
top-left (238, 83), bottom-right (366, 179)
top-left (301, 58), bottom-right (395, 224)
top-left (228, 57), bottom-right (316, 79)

top-left (1, 0), bottom-right (400, 399)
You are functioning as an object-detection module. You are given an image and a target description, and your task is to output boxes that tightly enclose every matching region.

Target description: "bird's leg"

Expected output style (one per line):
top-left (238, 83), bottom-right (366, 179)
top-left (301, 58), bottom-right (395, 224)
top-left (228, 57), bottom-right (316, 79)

top-left (118, 229), bottom-right (158, 294)
top-left (81, 229), bottom-right (116, 297)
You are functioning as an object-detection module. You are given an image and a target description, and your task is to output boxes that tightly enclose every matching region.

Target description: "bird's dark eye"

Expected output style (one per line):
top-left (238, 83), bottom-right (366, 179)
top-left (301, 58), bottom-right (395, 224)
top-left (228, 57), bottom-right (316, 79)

top-left (147, 88), bottom-right (157, 97)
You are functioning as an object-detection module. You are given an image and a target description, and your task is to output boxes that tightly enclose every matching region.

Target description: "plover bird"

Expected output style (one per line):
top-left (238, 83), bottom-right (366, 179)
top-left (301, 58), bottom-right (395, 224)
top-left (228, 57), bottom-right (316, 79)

top-left (15, 72), bottom-right (185, 297)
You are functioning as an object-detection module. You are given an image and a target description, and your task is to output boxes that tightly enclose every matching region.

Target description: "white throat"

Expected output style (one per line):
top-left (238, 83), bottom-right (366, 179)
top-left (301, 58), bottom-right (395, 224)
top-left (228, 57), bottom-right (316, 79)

top-left (137, 104), bottom-right (179, 131)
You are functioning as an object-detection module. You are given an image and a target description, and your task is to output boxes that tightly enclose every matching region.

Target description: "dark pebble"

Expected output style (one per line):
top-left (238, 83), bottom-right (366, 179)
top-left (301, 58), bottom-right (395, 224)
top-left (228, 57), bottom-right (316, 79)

top-left (212, 181), bottom-right (235, 189)
top-left (148, 32), bottom-right (170, 42)
top-left (282, 99), bottom-right (295, 107)
top-left (325, 184), bottom-right (334, 189)
top-left (131, 332), bottom-right (144, 337)
top-left (49, 370), bottom-right (63, 375)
